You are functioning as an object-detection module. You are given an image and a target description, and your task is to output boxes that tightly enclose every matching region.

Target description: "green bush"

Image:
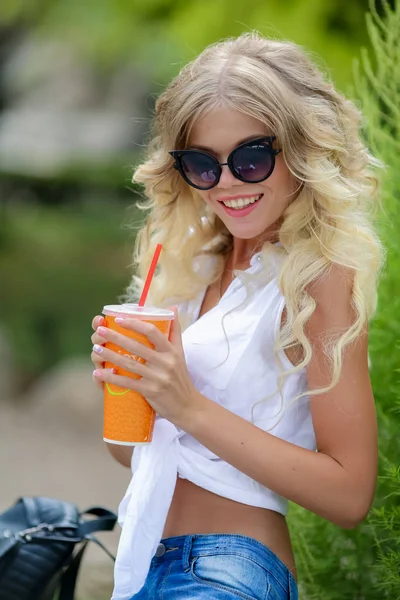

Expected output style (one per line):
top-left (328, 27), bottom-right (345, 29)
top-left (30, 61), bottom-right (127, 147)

top-left (288, 2), bottom-right (400, 598)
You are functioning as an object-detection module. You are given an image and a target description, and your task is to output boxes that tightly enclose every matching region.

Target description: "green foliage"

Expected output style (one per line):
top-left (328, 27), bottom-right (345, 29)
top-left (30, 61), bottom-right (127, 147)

top-left (0, 0), bottom-right (375, 90)
top-left (290, 507), bottom-right (378, 599)
top-left (168, 0), bottom-right (371, 91)
top-left (288, 1), bottom-right (400, 597)
top-left (0, 194), bottom-right (141, 384)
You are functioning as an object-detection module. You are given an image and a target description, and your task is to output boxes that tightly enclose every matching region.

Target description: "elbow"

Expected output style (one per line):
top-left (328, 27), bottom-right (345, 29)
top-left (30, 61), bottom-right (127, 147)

top-left (338, 515), bottom-right (367, 530)
top-left (335, 495), bottom-right (374, 530)
top-left (105, 442), bottom-right (134, 468)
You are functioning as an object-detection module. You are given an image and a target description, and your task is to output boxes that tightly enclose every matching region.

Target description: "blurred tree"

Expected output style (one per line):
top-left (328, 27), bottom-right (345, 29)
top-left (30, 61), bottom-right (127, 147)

top-left (0, 0), bottom-right (393, 90)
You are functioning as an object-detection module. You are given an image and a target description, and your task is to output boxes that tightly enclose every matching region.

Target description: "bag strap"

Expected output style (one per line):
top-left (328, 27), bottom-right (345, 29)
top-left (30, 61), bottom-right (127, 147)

top-left (57, 534), bottom-right (117, 600)
top-left (40, 542), bottom-right (91, 600)
top-left (39, 537), bottom-right (116, 600)
top-left (84, 533), bottom-right (116, 562)
top-left (58, 541), bottom-right (89, 600)
top-left (78, 507), bottom-right (117, 537)
top-left (55, 507), bottom-right (117, 600)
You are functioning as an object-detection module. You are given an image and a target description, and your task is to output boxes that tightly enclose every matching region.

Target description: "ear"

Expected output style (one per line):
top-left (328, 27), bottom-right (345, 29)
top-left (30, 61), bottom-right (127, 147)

top-left (168, 306), bottom-right (184, 353)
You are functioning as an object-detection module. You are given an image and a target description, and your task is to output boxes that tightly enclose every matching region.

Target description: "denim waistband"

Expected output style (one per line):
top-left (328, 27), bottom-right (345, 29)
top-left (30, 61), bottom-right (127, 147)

top-left (151, 533), bottom-right (295, 585)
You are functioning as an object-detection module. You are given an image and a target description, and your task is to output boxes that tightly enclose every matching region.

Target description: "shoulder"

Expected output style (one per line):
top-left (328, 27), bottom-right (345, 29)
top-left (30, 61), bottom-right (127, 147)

top-left (306, 264), bottom-right (356, 332)
top-left (304, 263), bottom-right (368, 380)
top-left (278, 264), bottom-right (358, 367)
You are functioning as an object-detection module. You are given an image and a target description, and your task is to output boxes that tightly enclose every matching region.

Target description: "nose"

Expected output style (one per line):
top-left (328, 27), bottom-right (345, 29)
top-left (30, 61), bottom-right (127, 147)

top-left (217, 164), bottom-right (243, 189)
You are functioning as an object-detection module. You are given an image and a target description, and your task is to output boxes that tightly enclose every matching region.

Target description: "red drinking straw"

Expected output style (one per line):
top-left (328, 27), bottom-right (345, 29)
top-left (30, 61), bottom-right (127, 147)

top-left (138, 243), bottom-right (163, 307)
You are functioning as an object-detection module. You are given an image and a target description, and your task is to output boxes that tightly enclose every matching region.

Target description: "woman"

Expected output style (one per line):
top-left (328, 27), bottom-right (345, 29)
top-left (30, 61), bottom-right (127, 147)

top-left (90, 32), bottom-right (383, 600)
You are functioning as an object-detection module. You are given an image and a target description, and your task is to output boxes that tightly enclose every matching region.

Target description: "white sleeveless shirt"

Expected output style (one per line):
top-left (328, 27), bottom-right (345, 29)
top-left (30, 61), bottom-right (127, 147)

top-left (111, 247), bottom-right (316, 600)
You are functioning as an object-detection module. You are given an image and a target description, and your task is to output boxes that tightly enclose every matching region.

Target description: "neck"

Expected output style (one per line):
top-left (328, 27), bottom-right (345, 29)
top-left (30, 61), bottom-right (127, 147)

top-left (229, 237), bottom-right (279, 270)
top-left (228, 221), bottom-right (281, 268)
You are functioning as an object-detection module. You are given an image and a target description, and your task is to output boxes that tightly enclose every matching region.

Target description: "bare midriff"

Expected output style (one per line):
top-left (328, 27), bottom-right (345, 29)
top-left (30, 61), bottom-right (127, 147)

top-left (162, 277), bottom-right (298, 581)
top-left (162, 477), bottom-right (297, 581)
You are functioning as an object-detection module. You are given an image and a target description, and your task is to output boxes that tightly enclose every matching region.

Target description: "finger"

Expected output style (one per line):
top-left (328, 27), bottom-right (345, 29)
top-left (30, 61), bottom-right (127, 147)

top-left (92, 367), bottom-right (116, 390)
top-left (96, 326), bottom-right (155, 362)
top-left (91, 353), bottom-right (105, 369)
top-left (167, 306), bottom-right (183, 352)
top-left (91, 331), bottom-right (107, 345)
top-left (91, 345), bottom-right (150, 378)
top-left (93, 378), bottom-right (104, 391)
top-left (114, 318), bottom-right (170, 353)
top-left (91, 352), bottom-right (105, 373)
top-left (92, 315), bottom-right (105, 331)
top-left (93, 369), bottom-right (146, 397)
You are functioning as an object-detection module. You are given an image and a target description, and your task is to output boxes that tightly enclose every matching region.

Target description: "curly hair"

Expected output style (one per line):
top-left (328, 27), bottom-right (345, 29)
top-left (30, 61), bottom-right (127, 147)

top-left (122, 31), bottom-right (385, 417)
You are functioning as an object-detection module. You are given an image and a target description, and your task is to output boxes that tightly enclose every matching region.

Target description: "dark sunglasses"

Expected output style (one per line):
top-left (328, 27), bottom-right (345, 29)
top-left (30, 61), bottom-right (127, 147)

top-left (169, 136), bottom-right (281, 190)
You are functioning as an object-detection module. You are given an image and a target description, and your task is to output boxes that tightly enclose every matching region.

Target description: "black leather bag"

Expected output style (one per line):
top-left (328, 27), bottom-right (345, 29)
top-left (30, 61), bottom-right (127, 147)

top-left (0, 496), bottom-right (117, 600)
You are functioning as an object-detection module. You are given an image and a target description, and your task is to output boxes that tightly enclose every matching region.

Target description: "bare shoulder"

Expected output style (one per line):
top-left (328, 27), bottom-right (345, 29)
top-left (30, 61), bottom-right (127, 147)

top-left (305, 264), bottom-right (378, 517)
top-left (306, 263), bottom-right (356, 329)
top-left (305, 262), bottom-right (370, 406)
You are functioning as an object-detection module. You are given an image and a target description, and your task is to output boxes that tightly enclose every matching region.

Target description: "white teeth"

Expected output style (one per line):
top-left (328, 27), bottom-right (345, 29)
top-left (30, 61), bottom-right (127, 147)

top-left (222, 195), bottom-right (261, 209)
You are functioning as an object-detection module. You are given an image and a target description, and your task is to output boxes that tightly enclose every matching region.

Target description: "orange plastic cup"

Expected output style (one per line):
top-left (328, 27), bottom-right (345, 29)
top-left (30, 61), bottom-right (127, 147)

top-left (102, 304), bottom-right (175, 445)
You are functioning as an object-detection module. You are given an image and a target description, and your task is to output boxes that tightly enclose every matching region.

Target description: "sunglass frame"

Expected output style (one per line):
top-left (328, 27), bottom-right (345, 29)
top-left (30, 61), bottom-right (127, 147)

top-left (169, 136), bottom-right (281, 190)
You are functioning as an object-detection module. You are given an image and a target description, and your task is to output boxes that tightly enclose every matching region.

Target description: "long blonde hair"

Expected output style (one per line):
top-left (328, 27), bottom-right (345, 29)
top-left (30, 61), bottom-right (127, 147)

top-left (123, 32), bottom-right (385, 414)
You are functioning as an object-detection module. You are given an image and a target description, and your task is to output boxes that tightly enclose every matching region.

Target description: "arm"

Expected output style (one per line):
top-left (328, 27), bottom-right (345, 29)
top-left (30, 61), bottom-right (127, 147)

top-left (105, 442), bottom-right (133, 468)
top-left (179, 266), bottom-right (378, 528)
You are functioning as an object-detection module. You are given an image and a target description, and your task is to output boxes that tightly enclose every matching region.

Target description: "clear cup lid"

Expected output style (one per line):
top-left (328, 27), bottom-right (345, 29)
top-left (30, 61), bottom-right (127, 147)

top-left (102, 304), bottom-right (175, 320)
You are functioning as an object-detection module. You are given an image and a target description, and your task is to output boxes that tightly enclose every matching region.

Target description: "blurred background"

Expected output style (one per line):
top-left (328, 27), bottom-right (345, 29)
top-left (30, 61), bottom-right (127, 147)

top-left (0, 1), bottom-right (399, 598)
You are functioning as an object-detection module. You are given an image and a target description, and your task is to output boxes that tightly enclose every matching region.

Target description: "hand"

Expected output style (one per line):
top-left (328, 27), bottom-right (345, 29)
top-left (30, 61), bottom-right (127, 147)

top-left (91, 307), bottom-right (204, 428)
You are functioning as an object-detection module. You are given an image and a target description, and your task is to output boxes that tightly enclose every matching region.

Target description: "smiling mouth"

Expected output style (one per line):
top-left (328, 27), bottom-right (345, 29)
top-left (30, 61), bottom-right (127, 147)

top-left (220, 194), bottom-right (263, 210)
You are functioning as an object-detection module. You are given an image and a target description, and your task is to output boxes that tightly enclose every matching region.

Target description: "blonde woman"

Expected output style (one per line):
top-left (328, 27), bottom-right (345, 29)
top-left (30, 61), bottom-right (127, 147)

top-left (90, 32), bottom-right (383, 600)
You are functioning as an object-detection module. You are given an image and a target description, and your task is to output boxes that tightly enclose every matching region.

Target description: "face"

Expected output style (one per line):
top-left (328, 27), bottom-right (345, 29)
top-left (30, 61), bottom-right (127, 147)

top-left (187, 107), bottom-right (297, 250)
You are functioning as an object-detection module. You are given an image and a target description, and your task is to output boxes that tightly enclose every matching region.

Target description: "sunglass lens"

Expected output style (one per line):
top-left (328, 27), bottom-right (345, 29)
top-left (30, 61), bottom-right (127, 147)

top-left (232, 142), bottom-right (273, 182)
top-left (180, 153), bottom-right (219, 189)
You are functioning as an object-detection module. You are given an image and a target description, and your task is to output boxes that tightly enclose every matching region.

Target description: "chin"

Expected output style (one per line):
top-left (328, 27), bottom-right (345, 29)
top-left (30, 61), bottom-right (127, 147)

top-left (229, 231), bottom-right (262, 240)
top-left (227, 224), bottom-right (272, 239)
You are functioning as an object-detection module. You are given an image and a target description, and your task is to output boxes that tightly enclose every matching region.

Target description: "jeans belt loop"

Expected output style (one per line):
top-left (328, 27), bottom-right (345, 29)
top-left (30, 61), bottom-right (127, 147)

top-left (182, 534), bottom-right (195, 572)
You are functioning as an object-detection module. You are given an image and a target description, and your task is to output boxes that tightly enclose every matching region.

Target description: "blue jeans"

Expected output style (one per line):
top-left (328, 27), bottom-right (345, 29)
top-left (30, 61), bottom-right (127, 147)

top-left (130, 533), bottom-right (298, 599)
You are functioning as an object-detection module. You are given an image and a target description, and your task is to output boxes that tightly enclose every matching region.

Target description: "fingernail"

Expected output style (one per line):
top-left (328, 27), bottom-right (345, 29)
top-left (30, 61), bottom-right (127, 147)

top-left (115, 317), bottom-right (125, 324)
top-left (93, 368), bottom-right (115, 377)
top-left (93, 344), bottom-right (104, 354)
top-left (97, 326), bottom-right (107, 336)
